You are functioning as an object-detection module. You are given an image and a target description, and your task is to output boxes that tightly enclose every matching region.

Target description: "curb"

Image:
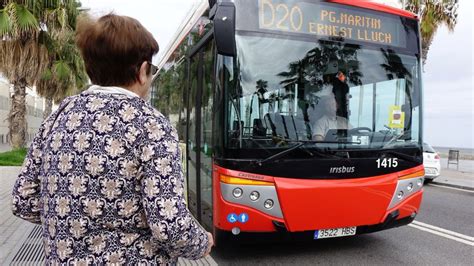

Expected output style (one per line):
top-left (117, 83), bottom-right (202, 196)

top-left (429, 181), bottom-right (474, 191)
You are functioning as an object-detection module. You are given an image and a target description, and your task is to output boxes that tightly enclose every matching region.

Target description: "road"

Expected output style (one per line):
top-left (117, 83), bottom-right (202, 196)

top-left (211, 184), bottom-right (474, 265)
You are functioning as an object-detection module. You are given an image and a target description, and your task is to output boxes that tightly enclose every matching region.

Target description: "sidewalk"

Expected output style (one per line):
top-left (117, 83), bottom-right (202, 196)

top-left (0, 143), bottom-right (32, 153)
top-left (0, 167), bottom-right (216, 265)
top-left (0, 144), bottom-right (12, 153)
top-left (0, 167), bottom-right (35, 263)
top-left (432, 159), bottom-right (474, 190)
top-left (431, 169), bottom-right (474, 190)
top-left (440, 158), bottom-right (473, 173)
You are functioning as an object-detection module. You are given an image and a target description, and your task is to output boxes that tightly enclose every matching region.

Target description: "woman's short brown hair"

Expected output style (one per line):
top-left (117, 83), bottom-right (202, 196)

top-left (76, 13), bottom-right (159, 87)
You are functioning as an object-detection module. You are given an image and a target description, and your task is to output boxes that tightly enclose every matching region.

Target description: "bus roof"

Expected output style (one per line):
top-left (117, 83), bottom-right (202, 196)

top-left (328, 0), bottom-right (417, 19)
top-left (157, 0), bottom-right (208, 69)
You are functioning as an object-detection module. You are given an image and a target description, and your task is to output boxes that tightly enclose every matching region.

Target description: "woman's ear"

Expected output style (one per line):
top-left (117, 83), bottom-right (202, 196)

top-left (138, 61), bottom-right (148, 85)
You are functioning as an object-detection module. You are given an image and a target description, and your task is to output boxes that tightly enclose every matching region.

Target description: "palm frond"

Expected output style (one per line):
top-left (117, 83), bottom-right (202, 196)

top-left (9, 2), bottom-right (39, 37)
top-left (40, 67), bottom-right (53, 80)
top-left (0, 9), bottom-right (12, 36)
top-left (0, 39), bottom-right (48, 84)
top-left (400, 0), bottom-right (459, 64)
top-left (53, 60), bottom-right (72, 82)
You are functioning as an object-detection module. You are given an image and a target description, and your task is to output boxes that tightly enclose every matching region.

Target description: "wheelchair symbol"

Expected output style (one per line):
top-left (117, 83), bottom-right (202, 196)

top-left (227, 213), bottom-right (237, 223)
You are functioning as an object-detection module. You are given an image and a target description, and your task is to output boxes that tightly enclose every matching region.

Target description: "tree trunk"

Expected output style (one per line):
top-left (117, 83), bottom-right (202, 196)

top-left (43, 97), bottom-right (53, 120)
top-left (8, 80), bottom-right (28, 149)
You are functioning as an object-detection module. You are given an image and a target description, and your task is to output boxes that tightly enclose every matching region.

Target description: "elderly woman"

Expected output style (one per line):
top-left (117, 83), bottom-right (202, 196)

top-left (11, 14), bottom-right (212, 265)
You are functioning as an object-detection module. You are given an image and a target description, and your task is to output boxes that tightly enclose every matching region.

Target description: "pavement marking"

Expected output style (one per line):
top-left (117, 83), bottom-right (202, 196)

top-left (409, 221), bottom-right (474, 246)
top-left (428, 183), bottom-right (474, 193)
top-left (412, 221), bottom-right (474, 242)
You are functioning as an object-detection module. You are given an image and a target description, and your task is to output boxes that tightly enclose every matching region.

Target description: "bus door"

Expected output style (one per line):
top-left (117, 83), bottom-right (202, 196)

top-left (186, 36), bottom-right (215, 230)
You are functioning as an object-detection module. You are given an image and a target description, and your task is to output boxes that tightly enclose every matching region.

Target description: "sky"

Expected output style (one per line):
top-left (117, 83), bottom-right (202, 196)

top-left (81, 0), bottom-right (473, 149)
top-left (421, 0), bottom-right (473, 149)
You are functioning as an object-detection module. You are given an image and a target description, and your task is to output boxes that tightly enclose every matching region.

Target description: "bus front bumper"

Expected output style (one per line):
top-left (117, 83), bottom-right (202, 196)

top-left (213, 165), bottom-right (424, 236)
top-left (215, 208), bottom-right (417, 244)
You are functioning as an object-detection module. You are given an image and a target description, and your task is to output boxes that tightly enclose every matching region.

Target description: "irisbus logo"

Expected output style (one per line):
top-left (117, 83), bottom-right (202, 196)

top-left (329, 166), bottom-right (355, 174)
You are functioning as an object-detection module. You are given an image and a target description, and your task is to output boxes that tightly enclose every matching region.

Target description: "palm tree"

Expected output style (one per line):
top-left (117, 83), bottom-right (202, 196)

top-left (37, 31), bottom-right (87, 118)
top-left (278, 41), bottom-right (362, 91)
top-left (400, 0), bottom-right (459, 64)
top-left (0, 0), bottom-right (83, 148)
top-left (380, 48), bottom-right (413, 82)
top-left (0, 1), bottom-right (48, 149)
top-left (36, 0), bottom-right (87, 118)
top-left (36, 32), bottom-right (88, 118)
top-left (278, 59), bottom-right (308, 90)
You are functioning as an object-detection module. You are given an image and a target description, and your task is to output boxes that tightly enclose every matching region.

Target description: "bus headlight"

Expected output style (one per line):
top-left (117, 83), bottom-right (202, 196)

top-left (264, 199), bottom-right (274, 209)
top-left (407, 183), bottom-right (414, 191)
top-left (250, 191), bottom-right (260, 201)
top-left (232, 188), bottom-right (243, 198)
top-left (397, 191), bottom-right (404, 199)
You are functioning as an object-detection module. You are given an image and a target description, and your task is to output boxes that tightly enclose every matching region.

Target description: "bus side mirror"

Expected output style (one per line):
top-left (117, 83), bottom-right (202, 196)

top-left (213, 2), bottom-right (236, 57)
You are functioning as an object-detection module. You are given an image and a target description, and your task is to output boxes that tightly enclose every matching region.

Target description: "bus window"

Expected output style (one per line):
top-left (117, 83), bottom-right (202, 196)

top-left (348, 84), bottom-right (374, 128)
top-left (375, 79), bottom-right (406, 132)
top-left (200, 41), bottom-right (215, 229)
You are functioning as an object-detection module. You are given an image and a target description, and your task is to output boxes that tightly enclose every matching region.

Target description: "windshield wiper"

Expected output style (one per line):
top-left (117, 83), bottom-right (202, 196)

top-left (253, 142), bottom-right (305, 167)
top-left (381, 130), bottom-right (411, 148)
top-left (251, 140), bottom-right (357, 168)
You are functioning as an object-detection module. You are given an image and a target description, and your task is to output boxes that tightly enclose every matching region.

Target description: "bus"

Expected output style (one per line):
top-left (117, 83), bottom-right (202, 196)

top-left (153, 0), bottom-right (424, 243)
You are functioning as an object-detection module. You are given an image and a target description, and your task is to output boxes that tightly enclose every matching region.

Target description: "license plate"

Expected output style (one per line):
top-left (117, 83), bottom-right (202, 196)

top-left (314, 227), bottom-right (356, 239)
top-left (425, 168), bottom-right (435, 174)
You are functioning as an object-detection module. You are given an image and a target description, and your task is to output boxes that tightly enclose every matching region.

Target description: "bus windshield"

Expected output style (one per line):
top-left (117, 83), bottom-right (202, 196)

top-left (225, 34), bottom-right (421, 152)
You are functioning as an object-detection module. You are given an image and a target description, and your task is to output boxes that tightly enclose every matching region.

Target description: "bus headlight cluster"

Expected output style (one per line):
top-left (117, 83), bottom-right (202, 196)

top-left (220, 183), bottom-right (283, 218)
top-left (388, 175), bottom-right (424, 209)
top-left (250, 191), bottom-right (260, 201)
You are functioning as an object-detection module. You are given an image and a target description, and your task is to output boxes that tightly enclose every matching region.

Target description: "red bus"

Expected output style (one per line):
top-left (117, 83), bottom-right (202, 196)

top-left (153, 0), bottom-right (424, 243)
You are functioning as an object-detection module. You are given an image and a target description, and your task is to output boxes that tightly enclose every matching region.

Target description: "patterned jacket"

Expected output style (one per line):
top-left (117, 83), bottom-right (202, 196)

top-left (12, 88), bottom-right (209, 265)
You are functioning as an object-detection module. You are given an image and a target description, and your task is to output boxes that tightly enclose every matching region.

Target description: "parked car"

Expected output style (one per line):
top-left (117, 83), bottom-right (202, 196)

top-left (423, 143), bottom-right (441, 181)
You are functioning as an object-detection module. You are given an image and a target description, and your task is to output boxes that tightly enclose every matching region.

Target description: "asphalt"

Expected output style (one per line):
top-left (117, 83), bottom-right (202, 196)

top-left (417, 184), bottom-right (474, 236)
top-left (212, 222), bottom-right (473, 265)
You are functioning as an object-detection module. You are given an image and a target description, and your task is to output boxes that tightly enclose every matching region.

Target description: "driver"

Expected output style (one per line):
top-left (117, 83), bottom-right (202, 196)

top-left (312, 93), bottom-right (351, 141)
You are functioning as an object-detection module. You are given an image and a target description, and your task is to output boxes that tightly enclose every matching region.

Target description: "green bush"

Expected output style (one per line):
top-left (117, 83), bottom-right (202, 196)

top-left (0, 148), bottom-right (28, 166)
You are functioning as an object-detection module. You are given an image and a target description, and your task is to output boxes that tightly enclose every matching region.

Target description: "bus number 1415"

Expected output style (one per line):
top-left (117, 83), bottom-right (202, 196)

top-left (376, 158), bottom-right (398, 168)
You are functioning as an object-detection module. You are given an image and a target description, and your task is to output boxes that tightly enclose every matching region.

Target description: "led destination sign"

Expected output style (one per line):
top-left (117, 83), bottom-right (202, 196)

top-left (258, 0), bottom-right (406, 47)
